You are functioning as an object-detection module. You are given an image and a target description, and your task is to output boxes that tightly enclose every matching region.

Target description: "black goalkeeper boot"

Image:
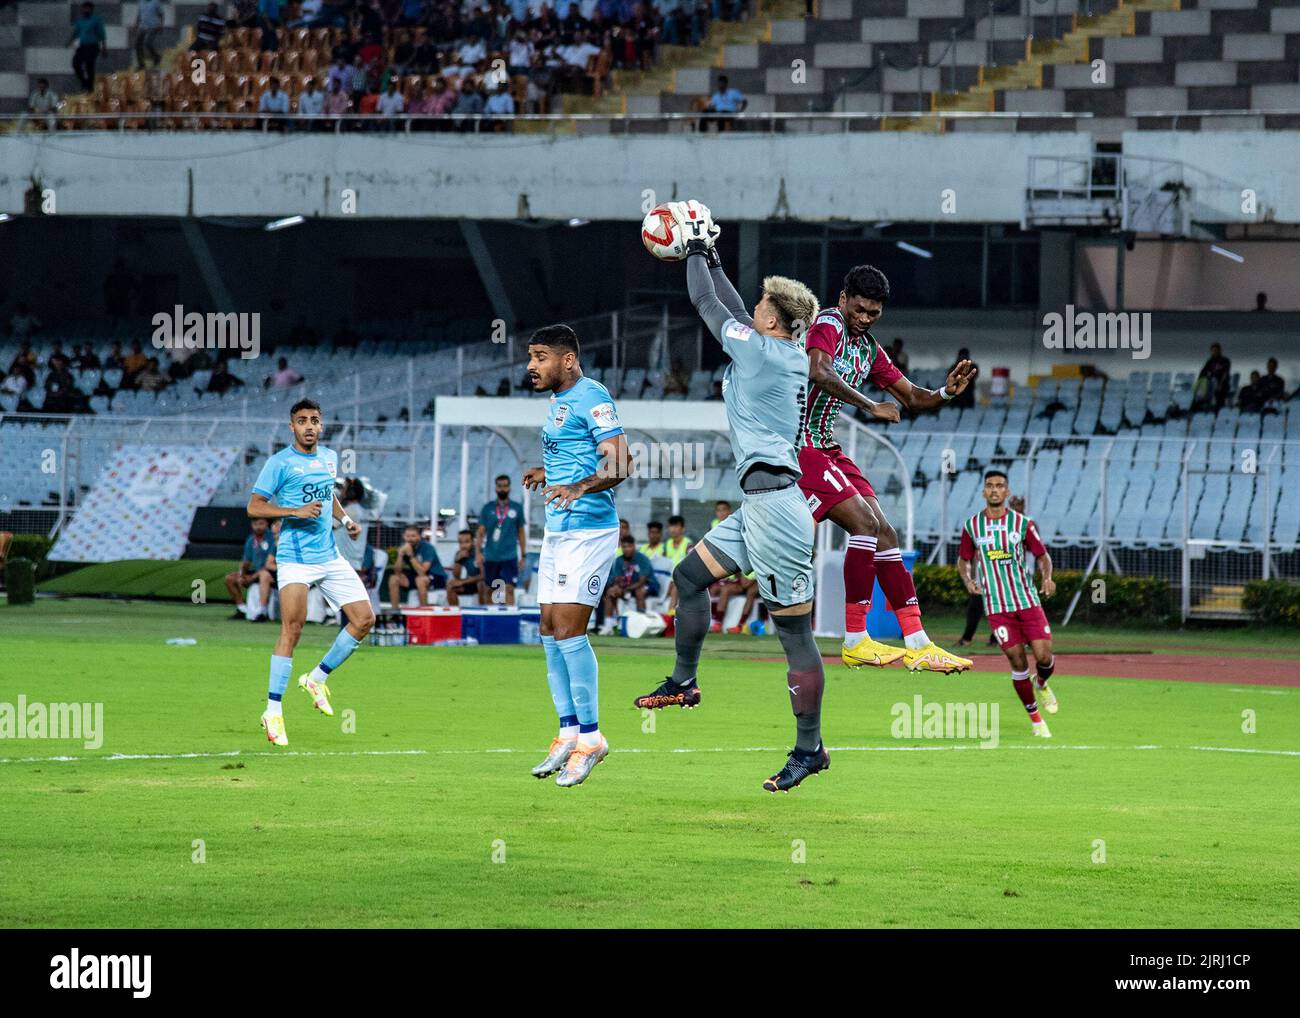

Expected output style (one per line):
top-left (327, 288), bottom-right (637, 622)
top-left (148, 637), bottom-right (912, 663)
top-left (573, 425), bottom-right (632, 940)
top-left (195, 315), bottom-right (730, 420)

top-left (763, 744), bottom-right (830, 793)
top-left (633, 676), bottom-right (701, 710)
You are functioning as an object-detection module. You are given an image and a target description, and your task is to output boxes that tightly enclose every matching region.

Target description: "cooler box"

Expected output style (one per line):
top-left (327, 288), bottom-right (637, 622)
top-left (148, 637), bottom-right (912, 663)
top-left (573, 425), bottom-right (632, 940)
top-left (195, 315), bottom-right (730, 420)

top-left (404, 607), bottom-right (461, 645)
top-left (865, 549), bottom-right (918, 639)
top-left (461, 606), bottom-right (522, 644)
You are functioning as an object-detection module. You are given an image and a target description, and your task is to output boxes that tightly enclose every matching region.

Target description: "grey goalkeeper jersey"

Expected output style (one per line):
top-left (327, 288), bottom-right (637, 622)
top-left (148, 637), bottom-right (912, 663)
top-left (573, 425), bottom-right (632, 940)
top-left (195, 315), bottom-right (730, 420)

top-left (687, 256), bottom-right (807, 484)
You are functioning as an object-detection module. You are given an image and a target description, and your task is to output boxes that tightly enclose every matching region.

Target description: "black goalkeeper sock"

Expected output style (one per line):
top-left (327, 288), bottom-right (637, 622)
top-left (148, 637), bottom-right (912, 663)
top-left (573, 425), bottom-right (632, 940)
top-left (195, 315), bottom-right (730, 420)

top-left (670, 551), bottom-right (733, 687)
top-left (773, 612), bottom-right (824, 754)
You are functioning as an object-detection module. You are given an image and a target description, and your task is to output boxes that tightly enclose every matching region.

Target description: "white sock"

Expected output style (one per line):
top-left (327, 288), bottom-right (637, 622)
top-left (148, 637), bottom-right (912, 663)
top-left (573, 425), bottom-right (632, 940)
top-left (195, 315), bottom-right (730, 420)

top-left (559, 724), bottom-right (579, 740)
top-left (843, 629), bottom-right (867, 649)
top-left (265, 699), bottom-right (282, 716)
top-left (309, 665), bottom-right (328, 684)
top-left (903, 629), bottom-right (930, 651)
top-left (578, 728), bottom-right (602, 747)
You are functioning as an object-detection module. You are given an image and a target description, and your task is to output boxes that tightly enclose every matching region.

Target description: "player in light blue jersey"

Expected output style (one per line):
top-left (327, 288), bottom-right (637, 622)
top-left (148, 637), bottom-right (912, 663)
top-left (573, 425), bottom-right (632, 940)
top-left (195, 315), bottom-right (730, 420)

top-left (246, 398), bottom-right (375, 747)
top-left (521, 324), bottom-right (630, 787)
top-left (633, 200), bottom-right (830, 793)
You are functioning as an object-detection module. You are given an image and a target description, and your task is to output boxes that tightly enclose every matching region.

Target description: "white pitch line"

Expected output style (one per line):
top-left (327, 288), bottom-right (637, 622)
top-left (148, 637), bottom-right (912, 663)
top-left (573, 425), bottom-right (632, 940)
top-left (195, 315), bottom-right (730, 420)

top-left (1, 744), bottom-right (1298, 765)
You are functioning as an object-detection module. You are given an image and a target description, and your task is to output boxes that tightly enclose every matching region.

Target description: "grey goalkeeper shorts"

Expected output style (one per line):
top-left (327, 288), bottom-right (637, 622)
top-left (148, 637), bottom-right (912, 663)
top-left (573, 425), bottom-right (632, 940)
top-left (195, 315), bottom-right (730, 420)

top-left (699, 484), bottom-right (815, 607)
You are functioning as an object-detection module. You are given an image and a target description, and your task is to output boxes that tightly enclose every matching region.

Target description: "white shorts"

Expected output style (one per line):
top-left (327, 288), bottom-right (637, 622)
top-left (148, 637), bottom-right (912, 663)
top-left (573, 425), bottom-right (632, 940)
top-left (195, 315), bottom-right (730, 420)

top-left (538, 526), bottom-right (620, 607)
top-left (277, 554), bottom-right (369, 611)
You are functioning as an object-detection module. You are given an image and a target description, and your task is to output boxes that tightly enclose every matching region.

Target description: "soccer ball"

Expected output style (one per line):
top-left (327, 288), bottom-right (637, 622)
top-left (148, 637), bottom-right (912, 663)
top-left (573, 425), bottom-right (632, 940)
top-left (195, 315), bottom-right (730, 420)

top-left (641, 205), bottom-right (687, 261)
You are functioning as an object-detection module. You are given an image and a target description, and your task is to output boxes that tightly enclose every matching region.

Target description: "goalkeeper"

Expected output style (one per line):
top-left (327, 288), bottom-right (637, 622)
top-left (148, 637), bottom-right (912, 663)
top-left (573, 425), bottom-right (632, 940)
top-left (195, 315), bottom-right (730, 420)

top-left (633, 201), bottom-right (829, 794)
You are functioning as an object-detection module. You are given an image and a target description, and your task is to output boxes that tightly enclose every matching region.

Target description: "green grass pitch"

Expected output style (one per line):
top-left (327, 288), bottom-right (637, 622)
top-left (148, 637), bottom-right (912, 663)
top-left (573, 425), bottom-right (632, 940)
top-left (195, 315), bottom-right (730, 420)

top-left (1, 599), bottom-right (1297, 928)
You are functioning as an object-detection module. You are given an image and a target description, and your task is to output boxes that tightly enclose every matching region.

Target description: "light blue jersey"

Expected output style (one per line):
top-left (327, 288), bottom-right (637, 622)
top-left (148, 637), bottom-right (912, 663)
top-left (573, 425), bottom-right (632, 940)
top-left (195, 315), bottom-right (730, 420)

top-left (541, 376), bottom-right (623, 532)
top-left (718, 317), bottom-right (807, 482)
top-left (252, 444), bottom-right (339, 565)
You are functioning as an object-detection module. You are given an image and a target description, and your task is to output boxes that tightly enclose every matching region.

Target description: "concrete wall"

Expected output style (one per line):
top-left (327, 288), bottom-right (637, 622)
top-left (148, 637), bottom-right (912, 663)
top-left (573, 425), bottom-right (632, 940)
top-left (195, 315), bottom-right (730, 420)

top-left (0, 130), bottom-right (1094, 223)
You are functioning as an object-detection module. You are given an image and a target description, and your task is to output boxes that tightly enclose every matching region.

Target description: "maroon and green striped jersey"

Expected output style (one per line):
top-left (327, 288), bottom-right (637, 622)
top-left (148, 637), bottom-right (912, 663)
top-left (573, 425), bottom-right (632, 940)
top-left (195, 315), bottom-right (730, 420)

top-left (958, 509), bottom-right (1049, 615)
top-left (800, 308), bottom-right (903, 449)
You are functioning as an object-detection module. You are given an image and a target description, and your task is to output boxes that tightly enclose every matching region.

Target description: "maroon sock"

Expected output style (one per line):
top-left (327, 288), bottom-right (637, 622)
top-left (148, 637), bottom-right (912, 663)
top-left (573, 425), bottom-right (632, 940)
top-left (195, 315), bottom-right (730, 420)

top-left (1012, 673), bottom-right (1042, 721)
top-left (844, 535), bottom-right (877, 636)
top-left (874, 549), bottom-right (919, 614)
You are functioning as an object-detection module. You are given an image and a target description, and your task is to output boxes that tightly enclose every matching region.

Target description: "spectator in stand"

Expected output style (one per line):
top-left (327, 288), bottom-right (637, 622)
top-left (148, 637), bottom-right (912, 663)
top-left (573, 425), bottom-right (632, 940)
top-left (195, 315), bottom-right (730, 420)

top-left (121, 340), bottom-right (149, 388)
top-left (326, 55), bottom-right (350, 92)
top-left (1259, 358), bottom-right (1286, 405)
top-left (889, 337), bottom-right (909, 374)
top-left (406, 77), bottom-right (433, 126)
top-left (258, 76), bottom-right (290, 130)
top-left (348, 53), bottom-right (371, 102)
top-left (192, 2), bottom-right (226, 50)
top-left (257, 0), bottom-right (282, 24)
top-left (297, 76), bottom-right (325, 126)
top-left (1, 365), bottom-right (29, 399)
top-left (1195, 343), bottom-right (1232, 412)
top-left (267, 356), bottom-right (304, 389)
top-left (1254, 291), bottom-right (1269, 312)
top-left (311, 0), bottom-right (350, 28)
top-left (74, 342), bottom-right (101, 371)
top-left (103, 340), bottom-right (125, 371)
top-left (458, 32), bottom-right (489, 69)
top-left (8, 340), bottom-right (37, 374)
top-left (559, 29), bottom-right (599, 88)
top-left (508, 29), bottom-right (534, 74)
top-left (42, 355), bottom-right (85, 412)
top-left (289, 0), bottom-right (324, 27)
top-left (706, 379), bottom-right (723, 400)
top-left (26, 77), bottom-right (58, 131)
top-left (134, 0), bottom-right (165, 70)
top-left (631, 2), bottom-right (659, 70)
top-left (323, 77), bottom-right (353, 118)
top-left (68, 2), bottom-right (107, 92)
top-left (1237, 370), bottom-right (1265, 413)
top-left (484, 79), bottom-right (515, 124)
top-left (135, 357), bottom-right (170, 393)
top-left (703, 74), bottom-right (746, 132)
top-left (452, 79), bottom-right (485, 129)
top-left (376, 77), bottom-right (406, 126)
top-left (206, 356), bottom-right (246, 395)
top-left (232, 0), bottom-right (258, 26)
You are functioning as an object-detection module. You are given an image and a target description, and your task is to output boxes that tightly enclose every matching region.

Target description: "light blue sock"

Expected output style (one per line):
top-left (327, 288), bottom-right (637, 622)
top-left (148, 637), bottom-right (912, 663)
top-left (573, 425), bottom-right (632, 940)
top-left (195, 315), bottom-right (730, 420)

top-left (557, 635), bottom-right (599, 729)
top-left (317, 629), bottom-right (362, 676)
top-left (267, 654), bottom-right (292, 703)
top-left (542, 635), bottom-right (577, 722)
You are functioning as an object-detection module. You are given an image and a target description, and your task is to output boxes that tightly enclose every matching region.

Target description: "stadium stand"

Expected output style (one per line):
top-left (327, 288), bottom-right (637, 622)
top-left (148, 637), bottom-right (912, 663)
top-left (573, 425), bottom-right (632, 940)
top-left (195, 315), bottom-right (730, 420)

top-left (0, 0), bottom-right (757, 120)
top-left (3, 335), bottom-right (1296, 558)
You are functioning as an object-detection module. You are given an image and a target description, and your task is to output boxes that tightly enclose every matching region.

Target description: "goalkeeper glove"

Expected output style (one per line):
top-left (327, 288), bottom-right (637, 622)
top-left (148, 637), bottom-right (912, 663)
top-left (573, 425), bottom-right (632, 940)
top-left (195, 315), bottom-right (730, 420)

top-left (670, 199), bottom-right (721, 252)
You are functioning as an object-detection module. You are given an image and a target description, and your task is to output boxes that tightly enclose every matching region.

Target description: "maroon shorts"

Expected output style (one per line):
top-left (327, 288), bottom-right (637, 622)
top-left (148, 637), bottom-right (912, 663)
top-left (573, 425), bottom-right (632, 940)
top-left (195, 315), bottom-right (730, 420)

top-left (987, 606), bottom-right (1052, 649)
top-left (797, 445), bottom-right (875, 522)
